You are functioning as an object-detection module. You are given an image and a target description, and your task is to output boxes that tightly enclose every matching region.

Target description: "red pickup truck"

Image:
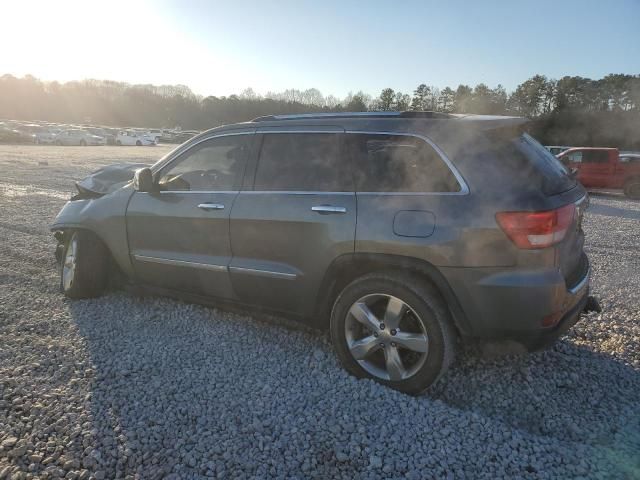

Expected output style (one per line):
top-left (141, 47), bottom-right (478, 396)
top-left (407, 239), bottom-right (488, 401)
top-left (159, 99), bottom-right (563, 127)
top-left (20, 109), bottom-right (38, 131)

top-left (557, 147), bottom-right (640, 199)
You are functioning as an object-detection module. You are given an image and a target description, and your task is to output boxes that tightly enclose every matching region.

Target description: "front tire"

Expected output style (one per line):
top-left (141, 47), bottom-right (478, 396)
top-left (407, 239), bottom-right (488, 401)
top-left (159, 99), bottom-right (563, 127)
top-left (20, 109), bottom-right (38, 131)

top-left (60, 231), bottom-right (109, 298)
top-left (136, 140), bottom-right (142, 146)
top-left (330, 272), bottom-right (456, 395)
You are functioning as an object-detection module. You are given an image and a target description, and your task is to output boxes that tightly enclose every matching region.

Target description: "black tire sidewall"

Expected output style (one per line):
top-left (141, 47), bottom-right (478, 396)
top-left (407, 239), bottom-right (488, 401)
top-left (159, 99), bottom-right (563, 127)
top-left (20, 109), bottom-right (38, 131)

top-left (330, 274), bottom-right (452, 395)
top-left (60, 230), bottom-right (108, 298)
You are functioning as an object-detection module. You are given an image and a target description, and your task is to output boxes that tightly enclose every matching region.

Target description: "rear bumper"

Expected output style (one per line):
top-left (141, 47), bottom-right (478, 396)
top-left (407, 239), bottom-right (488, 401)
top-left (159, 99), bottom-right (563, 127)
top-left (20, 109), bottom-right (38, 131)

top-left (440, 256), bottom-right (590, 346)
top-left (517, 287), bottom-right (589, 350)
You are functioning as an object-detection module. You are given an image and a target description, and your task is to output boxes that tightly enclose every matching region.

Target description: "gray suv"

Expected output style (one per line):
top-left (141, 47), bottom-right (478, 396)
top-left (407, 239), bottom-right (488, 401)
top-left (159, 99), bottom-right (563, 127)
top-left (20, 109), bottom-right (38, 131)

top-left (52, 112), bottom-right (591, 394)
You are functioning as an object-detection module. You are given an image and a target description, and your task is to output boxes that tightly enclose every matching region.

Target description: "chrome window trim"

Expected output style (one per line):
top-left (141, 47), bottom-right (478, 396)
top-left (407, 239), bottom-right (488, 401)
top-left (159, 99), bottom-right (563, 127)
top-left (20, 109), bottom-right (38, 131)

top-left (240, 191), bottom-right (353, 195)
top-left (152, 130), bottom-right (256, 174)
top-left (228, 266), bottom-right (297, 280)
top-left (133, 254), bottom-right (227, 272)
top-left (345, 130), bottom-right (470, 195)
top-left (156, 190), bottom-right (240, 195)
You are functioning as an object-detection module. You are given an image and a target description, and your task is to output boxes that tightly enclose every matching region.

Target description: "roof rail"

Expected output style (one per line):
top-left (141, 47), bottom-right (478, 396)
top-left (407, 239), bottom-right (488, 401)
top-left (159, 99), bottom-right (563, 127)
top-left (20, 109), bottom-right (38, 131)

top-left (251, 111), bottom-right (453, 122)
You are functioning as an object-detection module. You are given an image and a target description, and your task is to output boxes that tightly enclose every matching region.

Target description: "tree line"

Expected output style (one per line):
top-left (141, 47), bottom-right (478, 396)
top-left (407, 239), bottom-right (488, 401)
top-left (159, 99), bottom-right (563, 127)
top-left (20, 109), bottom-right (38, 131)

top-left (1, 73), bottom-right (639, 148)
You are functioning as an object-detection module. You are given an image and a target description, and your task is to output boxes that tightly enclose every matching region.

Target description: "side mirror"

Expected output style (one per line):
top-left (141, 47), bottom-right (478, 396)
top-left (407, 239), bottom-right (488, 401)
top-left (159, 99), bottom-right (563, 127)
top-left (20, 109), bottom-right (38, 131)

top-left (133, 167), bottom-right (154, 192)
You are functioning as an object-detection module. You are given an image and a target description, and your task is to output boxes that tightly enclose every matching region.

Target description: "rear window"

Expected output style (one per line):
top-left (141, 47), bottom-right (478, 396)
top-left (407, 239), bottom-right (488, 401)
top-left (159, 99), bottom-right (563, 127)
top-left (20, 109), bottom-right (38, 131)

top-left (487, 133), bottom-right (577, 195)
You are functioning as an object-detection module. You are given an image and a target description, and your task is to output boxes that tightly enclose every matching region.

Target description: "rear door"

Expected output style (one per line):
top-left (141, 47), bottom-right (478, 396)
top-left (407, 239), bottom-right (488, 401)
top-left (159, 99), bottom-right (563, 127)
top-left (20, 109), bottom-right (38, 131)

top-left (578, 150), bottom-right (613, 187)
top-left (228, 127), bottom-right (356, 316)
top-left (346, 132), bottom-right (467, 266)
top-left (126, 131), bottom-right (253, 298)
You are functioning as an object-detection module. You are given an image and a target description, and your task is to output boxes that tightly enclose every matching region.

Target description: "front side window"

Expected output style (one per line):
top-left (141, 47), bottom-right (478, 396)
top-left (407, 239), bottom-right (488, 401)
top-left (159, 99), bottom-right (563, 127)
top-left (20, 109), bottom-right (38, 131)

top-left (253, 133), bottom-right (351, 191)
top-left (348, 134), bottom-right (461, 192)
top-left (566, 151), bottom-right (583, 163)
top-left (158, 135), bottom-right (249, 191)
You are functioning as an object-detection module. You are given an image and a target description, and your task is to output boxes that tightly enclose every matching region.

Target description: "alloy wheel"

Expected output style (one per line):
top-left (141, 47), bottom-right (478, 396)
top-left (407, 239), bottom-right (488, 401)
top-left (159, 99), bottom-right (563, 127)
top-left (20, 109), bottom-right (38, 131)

top-left (344, 294), bottom-right (429, 381)
top-left (62, 235), bottom-right (78, 291)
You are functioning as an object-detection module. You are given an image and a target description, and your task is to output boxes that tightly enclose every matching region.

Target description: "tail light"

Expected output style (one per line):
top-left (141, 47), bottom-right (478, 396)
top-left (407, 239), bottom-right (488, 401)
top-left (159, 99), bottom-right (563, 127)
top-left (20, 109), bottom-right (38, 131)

top-left (496, 204), bottom-right (576, 249)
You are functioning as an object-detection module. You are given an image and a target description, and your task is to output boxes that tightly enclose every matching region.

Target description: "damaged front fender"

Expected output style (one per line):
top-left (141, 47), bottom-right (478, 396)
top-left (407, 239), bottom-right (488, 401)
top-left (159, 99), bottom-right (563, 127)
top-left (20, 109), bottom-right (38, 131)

top-left (73, 162), bottom-right (149, 199)
top-left (51, 185), bottom-right (136, 277)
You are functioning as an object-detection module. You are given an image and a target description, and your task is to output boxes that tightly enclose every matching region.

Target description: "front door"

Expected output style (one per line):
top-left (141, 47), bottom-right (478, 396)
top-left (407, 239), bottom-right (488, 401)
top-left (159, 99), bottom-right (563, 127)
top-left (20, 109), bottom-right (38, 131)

top-left (229, 129), bottom-right (356, 316)
top-left (126, 132), bottom-right (252, 298)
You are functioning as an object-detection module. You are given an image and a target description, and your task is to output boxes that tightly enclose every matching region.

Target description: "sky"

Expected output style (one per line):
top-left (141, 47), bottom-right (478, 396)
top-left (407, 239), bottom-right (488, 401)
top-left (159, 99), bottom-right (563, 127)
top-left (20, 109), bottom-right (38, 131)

top-left (1, 0), bottom-right (639, 99)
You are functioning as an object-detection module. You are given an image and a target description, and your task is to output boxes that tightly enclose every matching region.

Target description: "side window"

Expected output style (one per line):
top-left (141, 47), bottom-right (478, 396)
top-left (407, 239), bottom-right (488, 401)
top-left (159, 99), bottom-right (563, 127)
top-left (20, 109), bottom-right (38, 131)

top-left (566, 151), bottom-right (583, 163)
top-left (158, 135), bottom-right (250, 191)
top-left (253, 133), bottom-right (351, 191)
top-left (348, 134), bottom-right (461, 192)
top-left (582, 151), bottom-right (609, 163)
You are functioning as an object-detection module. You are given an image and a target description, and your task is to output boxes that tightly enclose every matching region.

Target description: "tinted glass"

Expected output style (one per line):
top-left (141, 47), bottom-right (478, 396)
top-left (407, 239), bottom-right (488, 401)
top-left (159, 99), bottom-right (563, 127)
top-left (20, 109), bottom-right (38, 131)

top-left (512, 134), bottom-right (576, 195)
top-left (254, 133), bottom-right (350, 191)
top-left (582, 151), bottom-right (610, 163)
top-left (158, 135), bottom-right (249, 191)
top-left (348, 134), bottom-right (460, 192)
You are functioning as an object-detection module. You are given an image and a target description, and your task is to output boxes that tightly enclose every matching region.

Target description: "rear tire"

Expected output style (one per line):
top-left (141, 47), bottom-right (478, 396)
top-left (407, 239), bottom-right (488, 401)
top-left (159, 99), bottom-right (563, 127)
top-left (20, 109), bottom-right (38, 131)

top-left (60, 230), bottom-right (109, 298)
top-left (330, 272), bottom-right (456, 395)
top-left (116, 140), bottom-right (122, 146)
top-left (623, 178), bottom-right (640, 199)
top-left (136, 140), bottom-right (142, 146)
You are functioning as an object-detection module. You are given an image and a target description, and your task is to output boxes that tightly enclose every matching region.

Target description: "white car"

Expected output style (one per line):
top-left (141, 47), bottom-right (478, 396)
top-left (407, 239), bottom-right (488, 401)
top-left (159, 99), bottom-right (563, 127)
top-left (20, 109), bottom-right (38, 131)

top-left (55, 129), bottom-right (106, 146)
top-left (21, 124), bottom-right (57, 144)
top-left (116, 130), bottom-right (157, 146)
top-left (147, 129), bottom-right (163, 142)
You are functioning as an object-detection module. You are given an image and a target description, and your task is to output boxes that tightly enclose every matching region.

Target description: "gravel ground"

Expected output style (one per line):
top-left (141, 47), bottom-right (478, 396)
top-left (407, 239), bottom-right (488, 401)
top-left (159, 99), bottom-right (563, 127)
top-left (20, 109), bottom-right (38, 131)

top-left (1, 145), bottom-right (639, 479)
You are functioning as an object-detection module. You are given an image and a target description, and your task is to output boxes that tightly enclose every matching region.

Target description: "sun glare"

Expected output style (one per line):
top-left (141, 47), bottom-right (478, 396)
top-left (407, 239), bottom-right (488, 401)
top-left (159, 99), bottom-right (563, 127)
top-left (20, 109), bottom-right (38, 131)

top-left (0, 0), bottom-right (216, 90)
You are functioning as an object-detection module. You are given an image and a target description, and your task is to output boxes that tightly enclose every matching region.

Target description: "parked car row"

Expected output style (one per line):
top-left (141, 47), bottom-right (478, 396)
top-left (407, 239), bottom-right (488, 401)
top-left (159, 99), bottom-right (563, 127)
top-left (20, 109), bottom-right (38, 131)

top-left (0, 119), bottom-right (200, 146)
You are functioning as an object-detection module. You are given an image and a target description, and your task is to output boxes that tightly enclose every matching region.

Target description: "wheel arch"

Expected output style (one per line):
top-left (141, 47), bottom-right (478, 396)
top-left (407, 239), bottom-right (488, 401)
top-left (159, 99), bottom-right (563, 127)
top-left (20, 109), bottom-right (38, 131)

top-left (313, 253), bottom-right (472, 337)
top-left (51, 189), bottom-right (135, 279)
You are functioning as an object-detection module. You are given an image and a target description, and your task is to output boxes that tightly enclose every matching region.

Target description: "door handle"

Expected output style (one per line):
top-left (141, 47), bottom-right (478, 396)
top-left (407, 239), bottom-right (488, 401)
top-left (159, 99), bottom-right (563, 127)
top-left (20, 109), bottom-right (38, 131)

top-left (311, 205), bottom-right (347, 214)
top-left (198, 203), bottom-right (225, 211)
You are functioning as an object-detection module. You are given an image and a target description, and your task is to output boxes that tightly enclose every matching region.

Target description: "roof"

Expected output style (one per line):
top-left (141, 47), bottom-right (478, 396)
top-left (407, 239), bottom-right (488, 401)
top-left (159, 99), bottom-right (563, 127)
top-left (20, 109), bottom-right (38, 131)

top-left (560, 147), bottom-right (618, 152)
top-left (196, 112), bottom-right (530, 142)
top-left (251, 111), bottom-right (453, 122)
top-left (251, 111), bottom-right (525, 123)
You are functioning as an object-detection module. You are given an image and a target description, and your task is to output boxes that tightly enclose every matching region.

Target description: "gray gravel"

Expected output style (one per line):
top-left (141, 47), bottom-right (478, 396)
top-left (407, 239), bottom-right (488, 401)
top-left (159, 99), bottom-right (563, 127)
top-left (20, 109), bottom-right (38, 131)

top-left (1, 145), bottom-right (639, 479)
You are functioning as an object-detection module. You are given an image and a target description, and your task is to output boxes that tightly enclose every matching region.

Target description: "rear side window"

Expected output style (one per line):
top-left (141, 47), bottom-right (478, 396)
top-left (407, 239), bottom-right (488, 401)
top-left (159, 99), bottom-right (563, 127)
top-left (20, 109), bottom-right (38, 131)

top-left (254, 133), bottom-right (351, 191)
top-left (347, 134), bottom-right (461, 192)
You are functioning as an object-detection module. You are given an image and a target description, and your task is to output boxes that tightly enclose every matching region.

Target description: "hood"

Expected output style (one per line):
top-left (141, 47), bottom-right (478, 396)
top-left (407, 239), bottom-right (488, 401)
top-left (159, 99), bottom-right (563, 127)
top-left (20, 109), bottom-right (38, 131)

top-left (75, 162), bottom-right (149, 197)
